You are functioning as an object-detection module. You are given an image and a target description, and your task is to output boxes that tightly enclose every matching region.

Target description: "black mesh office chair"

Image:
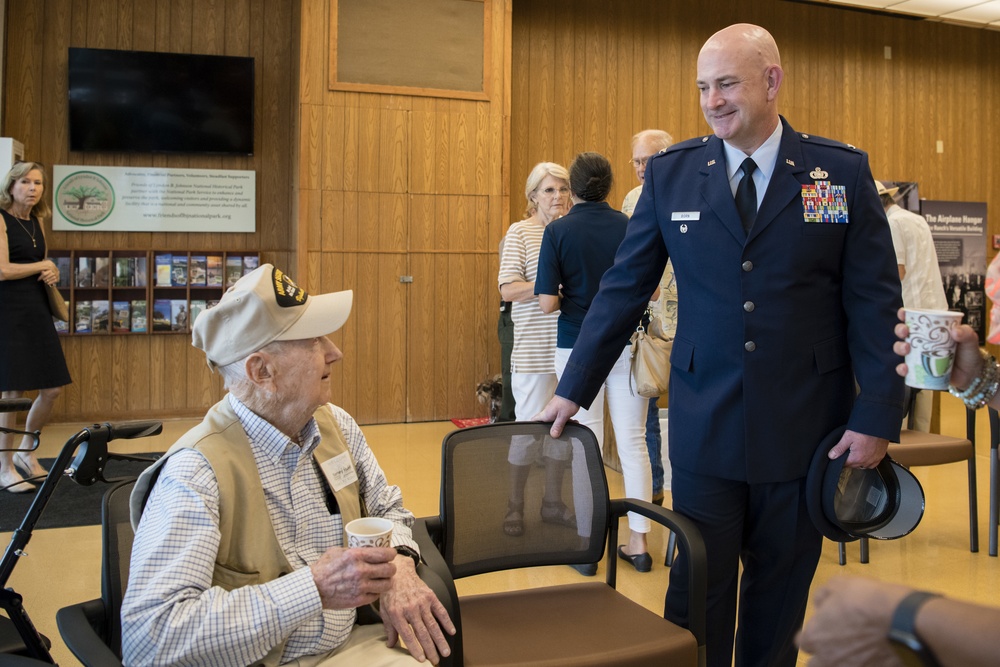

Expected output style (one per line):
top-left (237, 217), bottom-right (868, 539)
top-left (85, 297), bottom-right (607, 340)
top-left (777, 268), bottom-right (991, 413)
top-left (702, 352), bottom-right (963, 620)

top-left (55, 479), bottom-right (134, 666)
top-left (414, 421), bottom-right (708, 666)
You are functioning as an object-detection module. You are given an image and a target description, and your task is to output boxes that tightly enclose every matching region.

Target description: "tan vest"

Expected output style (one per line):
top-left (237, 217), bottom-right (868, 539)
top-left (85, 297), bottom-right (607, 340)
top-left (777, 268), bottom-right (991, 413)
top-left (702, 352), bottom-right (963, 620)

top-left (131, 398), bottom-right (364, 667)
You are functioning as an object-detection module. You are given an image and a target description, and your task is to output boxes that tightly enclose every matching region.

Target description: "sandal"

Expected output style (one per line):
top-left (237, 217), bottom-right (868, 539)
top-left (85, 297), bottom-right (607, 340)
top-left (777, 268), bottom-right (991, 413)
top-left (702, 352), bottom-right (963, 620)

top-left (504, 500), bottom-right (524, 537)
top-left (13, 451), bottom-right (48, 480)
top-left (540, 500), bottom-right (577, 529)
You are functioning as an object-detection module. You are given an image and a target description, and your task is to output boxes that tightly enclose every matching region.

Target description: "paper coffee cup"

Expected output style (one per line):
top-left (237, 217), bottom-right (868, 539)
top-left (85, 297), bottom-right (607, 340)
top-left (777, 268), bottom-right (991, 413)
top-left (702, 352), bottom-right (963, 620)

top-left (904, 308), bottom-right (963, 390)
top-left (345, 517), bottom-right (393, 548)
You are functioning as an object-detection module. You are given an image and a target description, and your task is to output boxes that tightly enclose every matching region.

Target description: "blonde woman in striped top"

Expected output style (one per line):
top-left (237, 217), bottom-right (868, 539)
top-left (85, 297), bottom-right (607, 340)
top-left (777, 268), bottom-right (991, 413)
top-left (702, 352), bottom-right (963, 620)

top-left (498, 162), bottom-right (577, 545)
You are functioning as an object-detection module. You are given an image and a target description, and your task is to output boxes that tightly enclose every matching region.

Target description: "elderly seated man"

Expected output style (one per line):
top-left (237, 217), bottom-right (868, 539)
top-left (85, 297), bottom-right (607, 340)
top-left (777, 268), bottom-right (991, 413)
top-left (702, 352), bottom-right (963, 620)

top-left (122, 265), bottom-right (454, 666)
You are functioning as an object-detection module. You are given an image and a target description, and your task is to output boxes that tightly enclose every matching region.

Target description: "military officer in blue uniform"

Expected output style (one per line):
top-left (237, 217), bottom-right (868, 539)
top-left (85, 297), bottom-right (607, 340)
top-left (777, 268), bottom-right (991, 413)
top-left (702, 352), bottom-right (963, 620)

top-left (537, 23), bottom-right (904, 667)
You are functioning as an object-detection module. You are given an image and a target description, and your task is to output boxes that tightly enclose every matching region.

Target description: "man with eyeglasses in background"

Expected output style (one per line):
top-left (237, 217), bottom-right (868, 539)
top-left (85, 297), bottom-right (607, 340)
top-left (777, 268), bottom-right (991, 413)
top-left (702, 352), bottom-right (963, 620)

top-left (622, 129), bottom-right (675, 507)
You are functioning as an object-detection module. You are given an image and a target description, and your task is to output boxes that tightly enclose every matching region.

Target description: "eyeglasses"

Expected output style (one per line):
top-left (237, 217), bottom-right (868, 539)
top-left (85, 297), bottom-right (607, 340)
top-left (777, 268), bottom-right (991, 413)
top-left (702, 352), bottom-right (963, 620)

top-left (629, 156), bottom-right (651, 169)
top-left (538, 186), bottom-right (570, 197)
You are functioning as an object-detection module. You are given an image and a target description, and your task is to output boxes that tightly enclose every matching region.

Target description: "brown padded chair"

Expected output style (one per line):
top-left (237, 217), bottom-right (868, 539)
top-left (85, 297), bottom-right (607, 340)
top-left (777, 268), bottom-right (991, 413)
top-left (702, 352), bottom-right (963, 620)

top-left (840, 388), bottom-right (978, 564)
top-left (413, 421), bottom-right (707, 667)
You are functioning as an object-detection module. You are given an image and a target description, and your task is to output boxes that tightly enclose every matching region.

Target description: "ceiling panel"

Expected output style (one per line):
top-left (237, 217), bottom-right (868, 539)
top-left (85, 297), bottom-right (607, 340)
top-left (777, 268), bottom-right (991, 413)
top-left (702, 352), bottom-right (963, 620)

top-left (812, 0), bottom-right (1000, 28)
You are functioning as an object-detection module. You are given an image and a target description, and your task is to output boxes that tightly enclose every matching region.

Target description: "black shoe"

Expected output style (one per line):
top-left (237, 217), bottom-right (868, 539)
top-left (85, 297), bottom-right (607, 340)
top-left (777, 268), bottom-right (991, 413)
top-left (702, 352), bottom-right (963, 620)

top-left (651, 491), bottom-right (665, 506)
top-left (570, 562), bottom-right (598, 576)
top-left (617, 545), bottom-right (652, 573)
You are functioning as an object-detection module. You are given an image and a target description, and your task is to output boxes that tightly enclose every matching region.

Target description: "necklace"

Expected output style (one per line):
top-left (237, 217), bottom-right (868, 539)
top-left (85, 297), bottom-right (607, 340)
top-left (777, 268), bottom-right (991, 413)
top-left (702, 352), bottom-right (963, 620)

top-left (6, 210), bottom-right (36, 248)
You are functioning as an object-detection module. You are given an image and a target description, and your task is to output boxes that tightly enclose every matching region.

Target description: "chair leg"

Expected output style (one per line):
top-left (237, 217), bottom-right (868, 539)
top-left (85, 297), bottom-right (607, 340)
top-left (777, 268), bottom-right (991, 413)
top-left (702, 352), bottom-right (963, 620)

top-left (859, 536), bottom-right (869, 564)
top-left (990, 448), bottom-right (998, 558)
top-left (968, 456), bottom-right (980, 553)
top-left (664, 530), bottom-right (677, 567)
top-left (838, 541), bottom-right (846, 566)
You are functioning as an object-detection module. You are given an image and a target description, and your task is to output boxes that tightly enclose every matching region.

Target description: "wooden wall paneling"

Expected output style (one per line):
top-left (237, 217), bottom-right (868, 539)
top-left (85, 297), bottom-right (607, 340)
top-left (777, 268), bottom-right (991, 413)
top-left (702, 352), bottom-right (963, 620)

top-left (302, 187), bottom-right (322, 258)
top-left (406, 253), bottom-right (439, 420)
top-left (299, 102), bottom-right (324, 199)
top-left (58, 338), bottom-right (82, 418)
top-left (39, 0), bottom-right (71, 173)
top-left (319, 251), bottom-right (349, 411)
top-left (258, 2), bottom-right (293, 252)
top-left (380, 108), bottom-right (409, 195)
top-left (341, 191), bottom-right (360, 251)
top-left (322, 105), bottom-right (347, 191)
top-left (341, 105), bottom-right (360, 192)
top-left (356, 107), bottom-right (380, 192)
top-left (548, 4), bottom-right (572, 167)
top-left (448, 109), bottom-right (470, 194)
top-left (378, 193), bottom-right (407, 253)
top-left (352, 252), bottom-right (380, 422)
top-left (409, 194), bottom-right (435, 251)
top-left (162, 336), bottom-right (190, 413)
top-left (4, 0), bottom-right (42, 153)
top-left (225, 0), bottom-right (251, 56)
top-left (410, 108), bottom-right (437, 194)
top-left (192, 0), bottom-right (225, 54)
top-left (299, 0), bottom-right (326, 105)
top-left (169, 0), bottom-right (194, 52)
top-left (377, 253), bottom-right (408, 423)
top-left (185, 343), bottom-right (215, 411)
top-left (123, 336), bottom-right (151, 414)
top-left (508, 4), bottom-right (529, 210)
top-left (110, 337), bottom-right (131, 415)
top-left (448, 253), bottom-right (488, 418)
top-left (321, 189), bottom-right (345, 249)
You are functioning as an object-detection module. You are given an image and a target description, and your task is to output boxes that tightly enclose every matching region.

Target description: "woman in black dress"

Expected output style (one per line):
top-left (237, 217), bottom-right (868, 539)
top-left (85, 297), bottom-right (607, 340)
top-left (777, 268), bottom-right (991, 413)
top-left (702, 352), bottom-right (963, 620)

top-left (0, 162), bottom-right (71, 493)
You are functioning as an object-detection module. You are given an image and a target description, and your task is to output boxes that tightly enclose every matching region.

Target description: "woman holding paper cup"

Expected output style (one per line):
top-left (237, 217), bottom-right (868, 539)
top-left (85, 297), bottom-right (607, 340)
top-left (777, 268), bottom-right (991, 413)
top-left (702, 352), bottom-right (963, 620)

top-left (0, 161), bottom-right (72, 493)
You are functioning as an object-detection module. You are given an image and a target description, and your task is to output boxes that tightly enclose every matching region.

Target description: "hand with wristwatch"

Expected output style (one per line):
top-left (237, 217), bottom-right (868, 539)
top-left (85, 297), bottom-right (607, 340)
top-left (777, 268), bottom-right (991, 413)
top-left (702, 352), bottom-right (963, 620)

top-left (798, 574), bottom-right (1000, 666)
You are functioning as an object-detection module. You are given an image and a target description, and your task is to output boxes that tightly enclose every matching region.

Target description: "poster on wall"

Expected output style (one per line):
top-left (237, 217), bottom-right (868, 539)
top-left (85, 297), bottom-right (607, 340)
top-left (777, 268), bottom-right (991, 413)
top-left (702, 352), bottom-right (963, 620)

top-left (920, 200), bottom-right (989, 345)
top-left (52, 165), bottom-right (256, 233)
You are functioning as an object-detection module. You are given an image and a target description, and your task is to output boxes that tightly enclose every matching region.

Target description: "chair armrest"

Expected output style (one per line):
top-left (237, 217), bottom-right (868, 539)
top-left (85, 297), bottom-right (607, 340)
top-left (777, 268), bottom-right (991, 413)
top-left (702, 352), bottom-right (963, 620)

top-left (56, 599), bottom-right (123, 667)
top-left (413, 517), bottom-right (462, 667)
top-left (610, 498), bottom-right (707, 657)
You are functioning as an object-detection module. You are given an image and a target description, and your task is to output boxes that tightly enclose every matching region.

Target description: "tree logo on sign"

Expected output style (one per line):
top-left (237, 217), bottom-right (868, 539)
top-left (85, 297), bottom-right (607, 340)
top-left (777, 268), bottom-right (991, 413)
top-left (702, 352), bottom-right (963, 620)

top-left (55, 171), bottom-right (115, 226)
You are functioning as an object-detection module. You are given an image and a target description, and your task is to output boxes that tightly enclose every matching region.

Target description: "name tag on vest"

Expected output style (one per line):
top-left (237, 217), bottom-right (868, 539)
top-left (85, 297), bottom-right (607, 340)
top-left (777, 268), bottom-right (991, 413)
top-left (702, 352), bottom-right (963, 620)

top-left (671, 211), bottom-right (700, 221)
top-left (320, 451), bottom-right (359, 491)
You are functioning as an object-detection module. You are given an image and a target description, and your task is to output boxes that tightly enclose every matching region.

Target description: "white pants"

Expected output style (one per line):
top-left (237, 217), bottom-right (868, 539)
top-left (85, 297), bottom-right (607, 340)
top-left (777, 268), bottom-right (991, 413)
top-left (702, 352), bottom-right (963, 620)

top-left (509, 372), bottom-right (566, 463)
top-left (555, 346), bottom-right (652, 534)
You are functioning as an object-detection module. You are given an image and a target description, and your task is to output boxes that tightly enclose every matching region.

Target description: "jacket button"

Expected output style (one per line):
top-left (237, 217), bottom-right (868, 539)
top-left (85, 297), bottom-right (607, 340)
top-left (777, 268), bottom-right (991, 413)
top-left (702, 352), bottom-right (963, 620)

top-left (742, 261), bottom-right (753, 272)
top-left (745, 341), bottom-right (756, 352)
top-left (744, 301), bottom-right (755, 312)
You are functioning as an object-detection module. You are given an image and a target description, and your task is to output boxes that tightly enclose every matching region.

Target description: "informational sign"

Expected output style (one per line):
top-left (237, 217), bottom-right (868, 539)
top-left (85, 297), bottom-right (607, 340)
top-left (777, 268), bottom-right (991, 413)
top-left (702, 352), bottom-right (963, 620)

top-left (921, 200), bottom-right (988, 344)
top-left (52, 165), bottom-right (255, 233)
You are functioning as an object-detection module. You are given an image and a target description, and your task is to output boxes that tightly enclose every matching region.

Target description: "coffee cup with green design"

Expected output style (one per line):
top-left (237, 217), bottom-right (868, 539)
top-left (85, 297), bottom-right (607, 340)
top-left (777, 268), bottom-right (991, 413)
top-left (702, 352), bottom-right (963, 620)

top-left (904, 308), bottom-right (963, 390)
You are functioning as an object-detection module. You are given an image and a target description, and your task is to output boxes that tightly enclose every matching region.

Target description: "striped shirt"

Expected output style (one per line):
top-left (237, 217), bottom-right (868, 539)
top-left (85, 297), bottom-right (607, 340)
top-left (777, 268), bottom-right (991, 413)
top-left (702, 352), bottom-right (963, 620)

top-left (498, 219), bottom-right (559, 374)
top-left (121, 394), bottom-right (417, 667)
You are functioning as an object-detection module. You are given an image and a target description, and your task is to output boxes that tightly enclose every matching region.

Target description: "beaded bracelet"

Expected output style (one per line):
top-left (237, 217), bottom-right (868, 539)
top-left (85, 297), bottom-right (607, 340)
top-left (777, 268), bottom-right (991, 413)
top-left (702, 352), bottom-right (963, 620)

top-left (948, 348), bottom-right (1000, 410)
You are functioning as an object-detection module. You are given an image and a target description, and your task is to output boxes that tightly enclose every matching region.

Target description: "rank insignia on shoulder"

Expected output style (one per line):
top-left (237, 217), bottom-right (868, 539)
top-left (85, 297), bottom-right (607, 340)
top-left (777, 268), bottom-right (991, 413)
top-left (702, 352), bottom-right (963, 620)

top-left (801, 181), bottom-right (849, 224)
top-left (809, 167), bottom-right (829, 180)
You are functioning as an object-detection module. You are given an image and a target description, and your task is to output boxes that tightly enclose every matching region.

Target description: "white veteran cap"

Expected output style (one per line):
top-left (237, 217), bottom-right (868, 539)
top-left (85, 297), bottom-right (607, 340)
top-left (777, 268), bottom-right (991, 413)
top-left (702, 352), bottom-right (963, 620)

top-left (192, 264), bottom-right (353, 369)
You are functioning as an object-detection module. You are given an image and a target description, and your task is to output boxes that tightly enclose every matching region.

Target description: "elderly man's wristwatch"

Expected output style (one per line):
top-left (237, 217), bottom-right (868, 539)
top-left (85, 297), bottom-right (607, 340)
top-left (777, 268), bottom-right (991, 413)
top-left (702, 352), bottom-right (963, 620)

top-left (887, 591), bottom-right (942, 667)
top-left (395, 545), bottom-right (421, 568)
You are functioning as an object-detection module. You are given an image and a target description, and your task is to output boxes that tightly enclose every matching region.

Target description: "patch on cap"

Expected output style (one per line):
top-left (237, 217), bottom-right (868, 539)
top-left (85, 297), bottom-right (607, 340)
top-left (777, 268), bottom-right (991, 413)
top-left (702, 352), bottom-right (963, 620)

top-left (272, 267), bottom-right (308, 307)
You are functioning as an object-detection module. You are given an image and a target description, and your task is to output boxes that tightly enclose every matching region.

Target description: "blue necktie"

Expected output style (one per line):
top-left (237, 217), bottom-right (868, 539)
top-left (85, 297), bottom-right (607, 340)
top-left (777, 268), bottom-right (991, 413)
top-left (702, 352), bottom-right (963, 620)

top-left (736, 157), bottom-right (758, 233)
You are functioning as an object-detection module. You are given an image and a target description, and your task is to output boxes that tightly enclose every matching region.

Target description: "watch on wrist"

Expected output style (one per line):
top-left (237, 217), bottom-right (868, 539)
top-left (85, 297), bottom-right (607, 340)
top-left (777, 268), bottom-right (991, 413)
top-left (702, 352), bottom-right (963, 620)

top-left (395, 545), bottom-right (421, 568)
top-left (887, 591), bottom-right (942, 667)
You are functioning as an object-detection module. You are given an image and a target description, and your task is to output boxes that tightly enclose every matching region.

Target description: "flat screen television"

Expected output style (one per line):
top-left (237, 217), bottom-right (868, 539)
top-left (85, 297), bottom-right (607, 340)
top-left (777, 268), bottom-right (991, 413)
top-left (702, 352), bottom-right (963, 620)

top-left (68, 47), bottom-right (254, 155)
